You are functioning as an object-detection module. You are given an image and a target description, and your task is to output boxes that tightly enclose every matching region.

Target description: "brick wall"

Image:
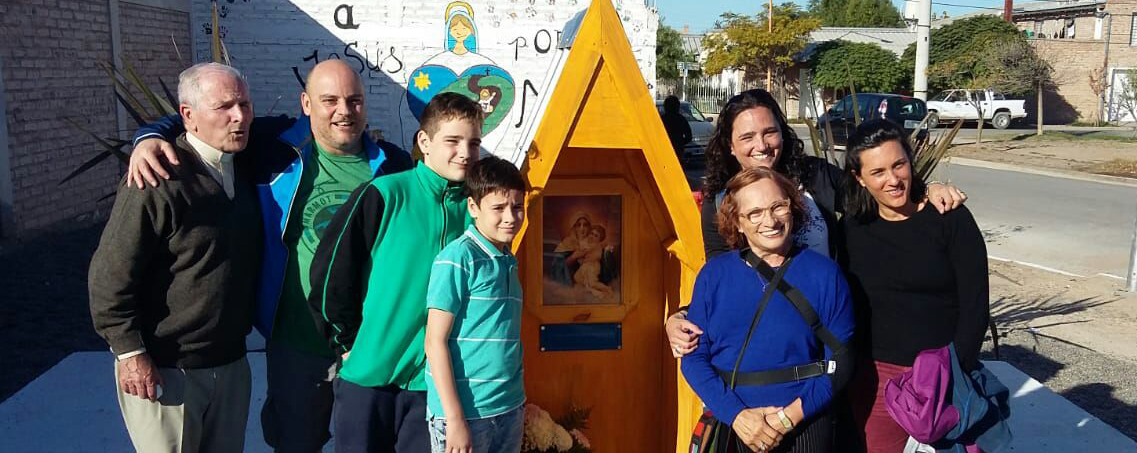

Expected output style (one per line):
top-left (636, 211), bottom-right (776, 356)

top-left (0, 0), bottom-right (189, 237)
top-left (1030, 38), bottom-right (1106, 123)
top-left (120, 2), bottom-right (191, 114)
top-left (190, 0), bottom-right (659, 165)
top-left (0, 0), bottom-right (117, 234)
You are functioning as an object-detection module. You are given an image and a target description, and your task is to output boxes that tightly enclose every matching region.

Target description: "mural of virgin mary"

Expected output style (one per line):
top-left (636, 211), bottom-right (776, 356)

top-left (400, 1), bottom-right (516, 153)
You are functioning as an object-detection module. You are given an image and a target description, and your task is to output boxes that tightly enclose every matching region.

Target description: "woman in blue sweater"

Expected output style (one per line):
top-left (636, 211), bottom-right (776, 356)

top-left (682, 167), bottom-right (855, 452)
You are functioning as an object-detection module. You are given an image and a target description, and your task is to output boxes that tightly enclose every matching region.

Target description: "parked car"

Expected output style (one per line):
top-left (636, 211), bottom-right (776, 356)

top-left (656, 100), bottom-right (714, 162)
top-left (925, 89), bottom-right (1026, 129)
top-left (817, 93), bottom-right (928, 148)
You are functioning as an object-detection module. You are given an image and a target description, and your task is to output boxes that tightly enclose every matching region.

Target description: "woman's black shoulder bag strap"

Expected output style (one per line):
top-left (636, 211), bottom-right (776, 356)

top-left (727, 252), bottom-right (794, 388)
top-left (740, 249), bottom-right (854, 391)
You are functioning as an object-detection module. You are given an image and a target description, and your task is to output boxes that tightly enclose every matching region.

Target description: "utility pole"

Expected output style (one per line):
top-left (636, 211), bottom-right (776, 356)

top-left (679, 62), bottom-right (689, 102)
top-left (1128, 210), bottom-right (1137, 292)
top-left (766, 0), bottom-right (773, 91)
top-left (1004, 0), bottom-right (1012, 21)
top-left (913, 0), bottom-right (931, 100)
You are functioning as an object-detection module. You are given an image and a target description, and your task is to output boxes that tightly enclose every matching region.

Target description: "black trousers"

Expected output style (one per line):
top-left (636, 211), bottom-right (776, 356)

top-left (261, 344), bottom-right (336, 453)
top-left (771, 410), bottom-right (834, 453)
top-left (332, 379), bottom-right (428, 453)
top-left (716, 410), bottom-right (835, 453)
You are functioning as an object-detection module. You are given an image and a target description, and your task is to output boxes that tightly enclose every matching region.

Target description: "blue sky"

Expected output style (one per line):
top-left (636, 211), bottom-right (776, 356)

top-left (655, 0), bottom-right (1006, 34)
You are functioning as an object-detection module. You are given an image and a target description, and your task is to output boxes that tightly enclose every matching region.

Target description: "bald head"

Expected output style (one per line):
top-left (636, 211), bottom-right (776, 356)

top-left (301, 59), bottom-right (367, 156)
top-left (304, 59), bottom-right (362, 93)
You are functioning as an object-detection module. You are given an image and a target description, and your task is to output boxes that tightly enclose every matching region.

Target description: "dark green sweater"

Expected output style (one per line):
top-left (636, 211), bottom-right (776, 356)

top-left (89, 135), bottom-right (262, 369)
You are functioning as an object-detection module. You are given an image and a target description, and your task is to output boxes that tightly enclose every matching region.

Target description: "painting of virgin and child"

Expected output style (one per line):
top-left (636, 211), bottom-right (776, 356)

top-left (542, 195), bottom-right (622, 305)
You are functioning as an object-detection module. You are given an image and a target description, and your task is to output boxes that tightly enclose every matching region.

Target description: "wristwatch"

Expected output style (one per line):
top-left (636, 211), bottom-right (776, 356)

top-left (777, 409), bottom-right (794, 430)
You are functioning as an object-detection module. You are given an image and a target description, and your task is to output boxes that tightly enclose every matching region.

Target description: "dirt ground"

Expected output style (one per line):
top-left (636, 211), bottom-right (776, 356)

top-left (987, 259), bottom-right (1137, 363)
top-left (947, 136), bottom-right (1137, 178)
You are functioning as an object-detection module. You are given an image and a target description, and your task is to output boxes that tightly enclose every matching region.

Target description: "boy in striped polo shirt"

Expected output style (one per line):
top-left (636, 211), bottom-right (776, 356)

top-left (424, 155), bottom-right (527, 452)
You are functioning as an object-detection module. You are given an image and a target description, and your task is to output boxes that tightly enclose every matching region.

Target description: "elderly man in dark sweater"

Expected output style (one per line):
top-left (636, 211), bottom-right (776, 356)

top-left (89, 62), bottom-right (261, 452)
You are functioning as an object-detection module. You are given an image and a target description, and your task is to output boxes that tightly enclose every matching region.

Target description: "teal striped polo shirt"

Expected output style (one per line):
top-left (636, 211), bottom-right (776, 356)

top-left (425, 225), bottom-right (525, 419)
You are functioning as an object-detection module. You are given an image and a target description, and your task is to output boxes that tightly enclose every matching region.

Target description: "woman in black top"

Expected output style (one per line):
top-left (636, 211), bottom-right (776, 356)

top-left (839, 120), bottom-right (989, 453)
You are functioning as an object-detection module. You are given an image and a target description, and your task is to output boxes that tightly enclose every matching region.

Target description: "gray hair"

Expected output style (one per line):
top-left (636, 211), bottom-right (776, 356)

top-left (177, 62), bottom-right (247, 108)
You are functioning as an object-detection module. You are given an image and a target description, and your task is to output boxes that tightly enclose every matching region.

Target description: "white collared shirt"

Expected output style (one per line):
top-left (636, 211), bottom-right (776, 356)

top-left (185, 132), bottom-right (235, 199)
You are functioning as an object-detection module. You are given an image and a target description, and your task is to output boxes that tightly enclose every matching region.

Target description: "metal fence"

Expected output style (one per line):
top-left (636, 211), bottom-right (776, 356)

top-left (656, 78), bottom-right (761, 118)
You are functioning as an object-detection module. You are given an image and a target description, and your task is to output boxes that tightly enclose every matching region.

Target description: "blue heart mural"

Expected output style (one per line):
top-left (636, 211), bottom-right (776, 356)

top-left (406, 64), bottom-right (516, 135)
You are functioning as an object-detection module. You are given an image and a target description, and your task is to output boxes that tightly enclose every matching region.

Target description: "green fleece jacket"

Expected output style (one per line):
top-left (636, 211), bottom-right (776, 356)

top-left (308, 162), bottom-right (470, 390)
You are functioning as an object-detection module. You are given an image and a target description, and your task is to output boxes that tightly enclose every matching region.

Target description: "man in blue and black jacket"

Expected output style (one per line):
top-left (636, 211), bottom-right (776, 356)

top-left (128, 60), bottom-right (413, 453)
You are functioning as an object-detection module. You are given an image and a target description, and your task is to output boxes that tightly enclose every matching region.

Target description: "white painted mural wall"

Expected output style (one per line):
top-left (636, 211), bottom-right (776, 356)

top-left (191, 0), bottom-right (659, 163)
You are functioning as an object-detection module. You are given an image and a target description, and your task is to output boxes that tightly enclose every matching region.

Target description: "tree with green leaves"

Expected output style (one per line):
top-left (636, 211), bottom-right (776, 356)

top-left (809, 40), bottom-right (905, 94)
top-left (977, 40), bottom-right (1054, 136)
top-left (900, 15), bottom-right (1025, 91)
top-left (811, 0), bottom-right (904, 27)
top-left (702, 5), bottom-right (822, 84)
top-left (656, 21), bottom-right (698, 81)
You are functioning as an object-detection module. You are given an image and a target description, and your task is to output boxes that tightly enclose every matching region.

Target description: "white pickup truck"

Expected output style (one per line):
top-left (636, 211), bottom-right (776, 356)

top-left (925, 89), bottom-right (1027, 129)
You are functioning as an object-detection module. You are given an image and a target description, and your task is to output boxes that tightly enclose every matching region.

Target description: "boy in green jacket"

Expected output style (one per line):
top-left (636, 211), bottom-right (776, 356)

top-left (307, 92), bottom-right (482, 452)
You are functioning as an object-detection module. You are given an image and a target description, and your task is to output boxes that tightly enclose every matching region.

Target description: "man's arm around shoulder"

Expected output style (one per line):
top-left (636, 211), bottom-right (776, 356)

top-left (128, 114), bottom-right (295, 188)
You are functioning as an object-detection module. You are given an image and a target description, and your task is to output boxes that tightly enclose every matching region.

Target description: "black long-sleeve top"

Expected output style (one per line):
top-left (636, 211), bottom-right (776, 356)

top-left (840, 205), bottom-right (989, 371)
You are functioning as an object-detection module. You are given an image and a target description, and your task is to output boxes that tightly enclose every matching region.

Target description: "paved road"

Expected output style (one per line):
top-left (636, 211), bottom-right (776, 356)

top-left (933, 162), bottom-right (1137, 279)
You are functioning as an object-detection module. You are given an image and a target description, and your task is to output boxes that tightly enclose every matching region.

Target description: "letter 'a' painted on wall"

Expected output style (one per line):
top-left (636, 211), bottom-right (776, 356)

top-left (189, 0), bottom-right (659, 166)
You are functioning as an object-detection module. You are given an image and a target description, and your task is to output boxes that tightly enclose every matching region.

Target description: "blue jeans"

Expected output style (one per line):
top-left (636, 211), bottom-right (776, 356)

top-left (428, 406), bottom-right (524, 453)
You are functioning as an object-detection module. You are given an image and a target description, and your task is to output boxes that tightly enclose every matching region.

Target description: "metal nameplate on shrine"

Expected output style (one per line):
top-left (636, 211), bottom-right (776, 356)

top-left (539, 323), bottom-right (622, 352)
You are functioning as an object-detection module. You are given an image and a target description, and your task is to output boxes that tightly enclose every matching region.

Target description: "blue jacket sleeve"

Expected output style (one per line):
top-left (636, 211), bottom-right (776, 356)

top-left (680, 266), bottom-right (750, 425)
top-left (132, 115), bottom-right (183, 145)
top-left (132, 114), bottom-right (295, 146)
top-left (797, 265), bottom-right (856, 419)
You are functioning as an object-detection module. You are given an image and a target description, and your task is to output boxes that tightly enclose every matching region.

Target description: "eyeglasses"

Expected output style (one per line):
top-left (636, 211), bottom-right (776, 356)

top-left (739, 200), bottom-right (791, 225)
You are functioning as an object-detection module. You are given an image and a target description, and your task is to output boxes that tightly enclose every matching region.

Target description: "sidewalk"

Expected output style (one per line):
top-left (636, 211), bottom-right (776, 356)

top-left (1, 350), bottom-right (1133, 452)
top-left (939, 129), bottom-right (1137, 183)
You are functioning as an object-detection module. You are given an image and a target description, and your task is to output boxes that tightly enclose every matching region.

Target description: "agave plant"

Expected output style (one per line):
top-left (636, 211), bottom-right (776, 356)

top-left (910, 117), bottom-right (965, 183)
top-left (801, 117), bottom-right (838, 167)
top-left (802, 111), bottom-right (963, 185)
top-left (61, 0), bottom-right (230, 194)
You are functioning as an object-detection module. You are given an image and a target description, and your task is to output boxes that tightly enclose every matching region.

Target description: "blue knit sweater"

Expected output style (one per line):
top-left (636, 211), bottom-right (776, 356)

top-left (681, 249), bottom-right (855, 425)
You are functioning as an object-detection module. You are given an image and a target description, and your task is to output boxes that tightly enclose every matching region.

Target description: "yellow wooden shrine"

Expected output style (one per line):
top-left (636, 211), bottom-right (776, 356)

top-left (512, 0), bottom-right (706, 450)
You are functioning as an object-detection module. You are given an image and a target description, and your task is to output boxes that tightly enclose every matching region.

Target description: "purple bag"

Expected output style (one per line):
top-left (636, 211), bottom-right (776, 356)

top-left (883, 345), bottom-right (961, 444)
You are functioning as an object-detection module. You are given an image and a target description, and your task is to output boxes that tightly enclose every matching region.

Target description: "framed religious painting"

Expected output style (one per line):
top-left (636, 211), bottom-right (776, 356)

top-left (541, 194), bottom-right (622, 306)
top-left (524, 177), bottom-right (641, 324)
